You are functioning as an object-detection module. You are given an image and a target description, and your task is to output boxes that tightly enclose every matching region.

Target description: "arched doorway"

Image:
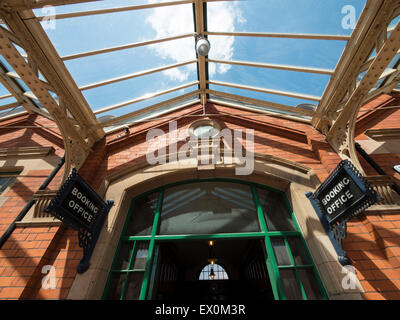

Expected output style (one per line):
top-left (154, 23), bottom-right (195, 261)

top-left (102, 179), bottom-right (328, 300)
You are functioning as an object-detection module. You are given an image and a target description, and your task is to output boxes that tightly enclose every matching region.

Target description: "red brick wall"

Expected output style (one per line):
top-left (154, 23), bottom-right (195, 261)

top-left (345, 93), bottom-right (400, 299)
top-left (0, 96), bottom-right (400, 299)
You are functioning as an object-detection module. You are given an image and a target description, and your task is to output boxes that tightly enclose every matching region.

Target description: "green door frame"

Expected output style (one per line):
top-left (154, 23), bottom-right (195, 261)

top-left (102, 178), bottom-right (329, 300)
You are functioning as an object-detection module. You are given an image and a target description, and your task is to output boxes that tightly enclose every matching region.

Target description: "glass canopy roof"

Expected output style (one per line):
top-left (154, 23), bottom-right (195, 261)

top-left (3, 0), bottom-right (398, 133)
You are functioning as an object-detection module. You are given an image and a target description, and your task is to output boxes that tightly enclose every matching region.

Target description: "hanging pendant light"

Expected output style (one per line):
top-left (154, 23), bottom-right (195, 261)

top-left (209, 267), bottom-right (215, 279)
top-left (208, 240), bottom-right (217, 279)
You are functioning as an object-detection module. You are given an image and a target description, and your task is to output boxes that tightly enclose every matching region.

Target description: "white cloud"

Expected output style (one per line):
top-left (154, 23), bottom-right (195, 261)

top-left (146, 1), bottom-right (245, 81)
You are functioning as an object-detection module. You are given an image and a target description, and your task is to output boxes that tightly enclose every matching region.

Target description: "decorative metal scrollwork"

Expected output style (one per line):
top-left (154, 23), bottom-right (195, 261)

top-left (306, 159), bottom-right (380, 266)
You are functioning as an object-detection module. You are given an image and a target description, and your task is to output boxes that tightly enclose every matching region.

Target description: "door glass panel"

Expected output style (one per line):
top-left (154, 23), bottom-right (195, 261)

top-left (257, 188), bottom-right (296, 231)
top-left (113, 242), bottom-right (133, 270)
top-left (125, 193), bottom-right (158, 236)
top-left (106, 273), bottom-right (126, 300)
top-left (298, 269), bottom-right (322, 300)
top-left (287, 237), bottom-right (310, 266)
top-left (271, 238), bottom-right (291, 266)
top-left (132, 241), bottom-right (150, 270)
top-left (124, 272), bottom-right (145, 300)
top-left (280, 269), bottom-right (303, 300)
top-left (160, 182), bottom-right (260, 235)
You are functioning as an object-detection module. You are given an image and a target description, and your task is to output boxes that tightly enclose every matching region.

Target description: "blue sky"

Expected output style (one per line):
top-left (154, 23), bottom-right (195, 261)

top-left (32, 0), bottom-right (367, 121)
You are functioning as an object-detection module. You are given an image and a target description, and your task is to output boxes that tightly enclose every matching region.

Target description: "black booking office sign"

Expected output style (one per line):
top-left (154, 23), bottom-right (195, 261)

top-left (45, 169), bottom-right (107, 232)
top-left (308, 160), bottom-right (379, 224)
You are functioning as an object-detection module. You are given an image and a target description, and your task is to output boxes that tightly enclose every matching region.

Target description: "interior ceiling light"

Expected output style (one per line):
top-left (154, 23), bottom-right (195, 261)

top-left (209, 267), bottom-right (215, 279)
top-left (196, 37), bottom-right (211, 56)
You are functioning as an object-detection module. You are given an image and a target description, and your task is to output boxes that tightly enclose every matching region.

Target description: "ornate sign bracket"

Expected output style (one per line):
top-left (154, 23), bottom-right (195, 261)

top-left (306, 160), bottom-right (380, 266)
top-left (76, 199), bottom-right (114, 273)
top-left (45, 168), bottom-right (113, 274)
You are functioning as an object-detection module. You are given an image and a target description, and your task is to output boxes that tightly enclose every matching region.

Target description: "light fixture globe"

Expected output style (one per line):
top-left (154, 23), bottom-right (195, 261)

top-left (196, 37), bottom-right (210, 56)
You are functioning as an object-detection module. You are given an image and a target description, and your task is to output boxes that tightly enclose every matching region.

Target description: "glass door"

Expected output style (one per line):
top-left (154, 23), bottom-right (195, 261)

top-left (102, 179), bottom-right (328, 300)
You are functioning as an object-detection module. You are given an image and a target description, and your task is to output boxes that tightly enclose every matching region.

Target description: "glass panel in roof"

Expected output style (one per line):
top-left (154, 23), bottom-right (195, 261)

top-left (34, 0), bottom-right (187, 16)
top-left (95, 84), bottom-right (199, 118)
top-left (102, 94), bottom-right (200, 131)
top-left (40, 2), bottom-right (194, 57)
top-left (64, 38), bottom-right (197, 87)
top-left (208, 84), bottom-right (319, 110)
top-left (0, 96), bottom-right (18, 107)
top-left (209, 63), bottom-right (330, 99)
top-left (208, 36), bottom-right (346, 70)
top-left (0, 106), bottom-right (26, 119)
top-left (207, 0), bottom-right (366, 35)
top-left (0, 82), bottom-right (12, 98)
top-left (208, 93), bottom-right (312, 121)
top-left (83, 64), bottom-right (198, 112)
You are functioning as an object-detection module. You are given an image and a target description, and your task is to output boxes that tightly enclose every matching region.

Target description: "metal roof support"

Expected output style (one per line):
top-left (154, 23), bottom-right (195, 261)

top-left (1, 9), bottom-right (105, 144)
top-left (325, 16), bottom-right (400, 173)
top-left (0, 26), bottom-right (91, 170)
top-left (0, 62), bottom-right (37, 114)
top-left (312, 0), bottom-right (398, 132)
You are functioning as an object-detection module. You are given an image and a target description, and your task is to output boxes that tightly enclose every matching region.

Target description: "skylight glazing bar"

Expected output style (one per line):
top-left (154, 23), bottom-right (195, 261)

top-left (0, 101), bottom-right (20, 111)
top-left (61, 33), bottom-right (195, 61)
top-left (36, 1), bottom-right (195, 20)
top-left (205, 32), bottom-right (351, 41)
top-left (207, 59), bottom-right (335, 75)
top-left (94, 81), bottom-right (199, 115)
top-left (0, 93), bottom-right (12, 100)
top-left (194, 0), bottom-right (208, 105)
top-left (79, 60), bottom-right (197, 91)
top-left (206, 89), bottom-right (315, 117)
top-left (208, 80), bottom-right (321, 102)
top-left (101, 90), bottom-right (201, 128)
top-left (208, 97), bottom-right (311, 124)
top-left (104, 99), bottom-right (201, 133)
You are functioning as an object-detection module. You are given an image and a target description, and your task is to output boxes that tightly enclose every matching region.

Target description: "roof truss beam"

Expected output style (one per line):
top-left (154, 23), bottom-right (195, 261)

top-left (312, 0), bottom-right (398, 131)
top-left (0, 61), bottom-right (37, 114)
top-left (325, 12), bottom-right (400, 174)
top-left (2, 9), bottom-right (105, 142)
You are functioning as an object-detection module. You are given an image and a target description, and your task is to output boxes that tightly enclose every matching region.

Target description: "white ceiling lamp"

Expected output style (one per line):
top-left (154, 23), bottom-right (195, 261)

top-left (196, 37), bottom-right (211, 56)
